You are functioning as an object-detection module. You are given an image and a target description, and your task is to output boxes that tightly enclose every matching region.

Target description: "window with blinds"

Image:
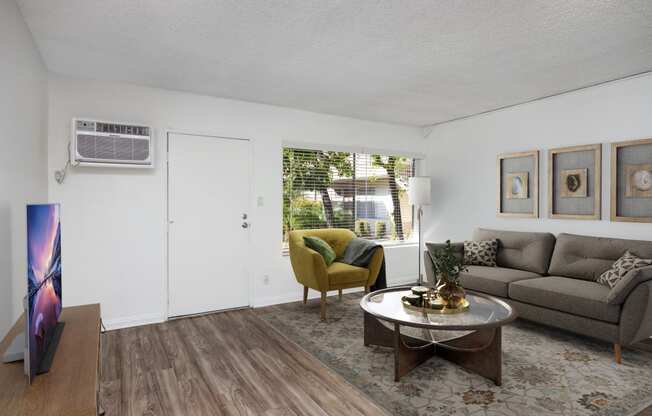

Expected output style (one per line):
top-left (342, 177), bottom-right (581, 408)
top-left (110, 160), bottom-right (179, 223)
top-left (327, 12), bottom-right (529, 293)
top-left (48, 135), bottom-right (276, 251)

top-left (282, 147), bottom-right (415, 248)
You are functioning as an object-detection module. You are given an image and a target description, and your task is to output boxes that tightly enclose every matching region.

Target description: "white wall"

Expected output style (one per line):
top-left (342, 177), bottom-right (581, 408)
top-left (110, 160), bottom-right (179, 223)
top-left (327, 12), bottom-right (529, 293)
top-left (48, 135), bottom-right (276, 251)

top-left (47, 75), bottom-right (424, 329)
top-left (0, 0), bottom-right (48, 338)
top-left (424, 73), bottom-right (652, 244)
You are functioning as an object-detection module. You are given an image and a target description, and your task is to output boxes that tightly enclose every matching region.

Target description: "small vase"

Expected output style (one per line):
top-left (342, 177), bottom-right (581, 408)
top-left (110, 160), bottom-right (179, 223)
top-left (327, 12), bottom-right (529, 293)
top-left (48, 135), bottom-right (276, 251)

top-left (436, 278), bottom-right (466, 309)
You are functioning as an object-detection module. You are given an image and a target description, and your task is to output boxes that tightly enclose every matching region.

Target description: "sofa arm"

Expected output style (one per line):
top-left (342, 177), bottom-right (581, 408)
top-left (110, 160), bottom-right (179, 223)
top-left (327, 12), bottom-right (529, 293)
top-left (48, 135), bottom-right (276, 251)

top-left (608, 265), bottom-right (652, 304)
top-left (289, 245), bottom-right (329, 291)
top-left (619, 280), bottom-right (652, 345)
top-left (365, 247), bottom-right (385, 287)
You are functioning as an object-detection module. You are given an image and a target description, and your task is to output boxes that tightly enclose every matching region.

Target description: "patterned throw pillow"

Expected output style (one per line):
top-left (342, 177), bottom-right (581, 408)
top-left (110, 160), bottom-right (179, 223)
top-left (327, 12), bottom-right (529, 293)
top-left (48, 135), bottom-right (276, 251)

top-left (597, 251), bottom-right (652, 288)
top-left (463, 240), bottom-right (498, 267)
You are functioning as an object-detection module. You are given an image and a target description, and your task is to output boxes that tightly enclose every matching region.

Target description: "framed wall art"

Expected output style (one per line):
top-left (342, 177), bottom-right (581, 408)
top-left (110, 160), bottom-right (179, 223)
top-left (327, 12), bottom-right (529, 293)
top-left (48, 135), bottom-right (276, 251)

top-left (548, 144), bottom-right (601, 220)
top-left (496, 151), bottom-right (539, 218)
top-left (611, 138), bottom-right (652, 223)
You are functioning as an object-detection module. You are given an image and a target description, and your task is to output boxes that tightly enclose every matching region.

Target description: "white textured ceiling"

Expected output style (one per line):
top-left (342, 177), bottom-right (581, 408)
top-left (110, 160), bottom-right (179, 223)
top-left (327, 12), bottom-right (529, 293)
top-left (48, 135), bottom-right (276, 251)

top-left (17, 0), bottom-right (652, 126)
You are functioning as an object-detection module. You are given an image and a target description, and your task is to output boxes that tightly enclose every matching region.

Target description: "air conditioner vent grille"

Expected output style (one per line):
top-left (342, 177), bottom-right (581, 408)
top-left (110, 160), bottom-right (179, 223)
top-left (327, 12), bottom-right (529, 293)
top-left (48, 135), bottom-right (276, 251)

top-left (77, 135), bottom-right (150, 161)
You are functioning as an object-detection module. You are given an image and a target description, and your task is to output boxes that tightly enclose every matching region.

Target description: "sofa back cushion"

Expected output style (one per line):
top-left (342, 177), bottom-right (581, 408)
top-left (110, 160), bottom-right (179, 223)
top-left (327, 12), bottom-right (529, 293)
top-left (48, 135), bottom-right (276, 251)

top-left (548, 233), bottom-right (652, 281)
top-left (472, 228), bottom-right (556, 274)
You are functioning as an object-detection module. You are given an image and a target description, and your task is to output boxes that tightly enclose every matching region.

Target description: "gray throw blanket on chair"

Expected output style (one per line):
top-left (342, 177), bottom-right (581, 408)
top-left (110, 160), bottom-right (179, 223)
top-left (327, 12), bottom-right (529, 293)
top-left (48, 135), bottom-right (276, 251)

top-left (338, 238), bottom-right (387, 291)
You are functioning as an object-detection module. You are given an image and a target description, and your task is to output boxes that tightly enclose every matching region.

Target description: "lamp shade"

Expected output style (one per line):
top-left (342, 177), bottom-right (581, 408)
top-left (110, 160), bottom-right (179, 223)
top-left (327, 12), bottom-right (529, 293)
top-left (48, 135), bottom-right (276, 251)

top-left (408, 176), bottom-right (431, 206)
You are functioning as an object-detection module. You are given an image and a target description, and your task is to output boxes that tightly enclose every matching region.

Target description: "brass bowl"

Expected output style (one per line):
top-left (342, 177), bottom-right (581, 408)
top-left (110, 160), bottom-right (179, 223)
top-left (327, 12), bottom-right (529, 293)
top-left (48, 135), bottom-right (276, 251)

top-left (404, 294), bottom-right (421, 306)
top-left (401, 295), bottom-right (470, 314)
top-left (411, 286), bottom-right (430, 296)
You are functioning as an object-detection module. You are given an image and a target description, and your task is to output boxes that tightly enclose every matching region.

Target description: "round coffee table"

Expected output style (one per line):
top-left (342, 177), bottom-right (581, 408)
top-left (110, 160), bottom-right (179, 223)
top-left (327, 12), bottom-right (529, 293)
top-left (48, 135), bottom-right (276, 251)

top-left (360, 286), bottom-right (516, 385)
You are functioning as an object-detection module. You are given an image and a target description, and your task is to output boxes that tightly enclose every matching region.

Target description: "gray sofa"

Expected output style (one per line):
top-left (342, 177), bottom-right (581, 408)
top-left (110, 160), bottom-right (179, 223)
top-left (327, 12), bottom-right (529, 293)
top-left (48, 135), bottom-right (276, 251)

top-left (424, 228), bottom-right (652, 363)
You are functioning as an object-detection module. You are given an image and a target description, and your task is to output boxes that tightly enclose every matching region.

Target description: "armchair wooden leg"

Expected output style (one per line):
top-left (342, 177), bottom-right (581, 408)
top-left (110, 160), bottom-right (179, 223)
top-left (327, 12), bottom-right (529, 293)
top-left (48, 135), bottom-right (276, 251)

top-left (338, 289), bottom-right (343, 301)
top-left (320, 292), bottom-right (327, 321)
top-left (303, 286), bottom-right (308, 305)
top-left (614, 344), bottom-right (622, 364)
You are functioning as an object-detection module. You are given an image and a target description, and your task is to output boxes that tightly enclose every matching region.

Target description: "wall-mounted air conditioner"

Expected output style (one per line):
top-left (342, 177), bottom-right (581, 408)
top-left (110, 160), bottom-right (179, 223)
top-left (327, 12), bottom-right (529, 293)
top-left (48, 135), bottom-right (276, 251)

top-left (71, 119), bottom-right (154, 168)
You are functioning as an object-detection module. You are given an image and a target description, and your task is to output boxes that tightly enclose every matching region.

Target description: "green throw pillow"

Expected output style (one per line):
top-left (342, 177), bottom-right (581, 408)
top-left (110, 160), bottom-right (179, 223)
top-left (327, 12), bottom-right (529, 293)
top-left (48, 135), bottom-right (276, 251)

top-left (303, 236), bottom-right (336, 266)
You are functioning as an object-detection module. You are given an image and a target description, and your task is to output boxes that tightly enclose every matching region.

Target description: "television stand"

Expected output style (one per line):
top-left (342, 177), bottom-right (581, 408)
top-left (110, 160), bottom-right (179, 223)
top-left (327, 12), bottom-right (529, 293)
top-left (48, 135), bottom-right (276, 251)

top-left (36, 321), bottom-right (65, 375)
top-left (0, 304), bottom-right (101, 416)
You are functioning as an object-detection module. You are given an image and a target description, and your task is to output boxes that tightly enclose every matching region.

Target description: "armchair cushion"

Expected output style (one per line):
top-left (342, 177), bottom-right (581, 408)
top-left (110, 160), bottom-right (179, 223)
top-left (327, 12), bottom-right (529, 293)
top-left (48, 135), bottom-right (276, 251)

top-left (303, 236), bottom-right (336, 266)
top-left (327, 262), bottom-right (369, 286)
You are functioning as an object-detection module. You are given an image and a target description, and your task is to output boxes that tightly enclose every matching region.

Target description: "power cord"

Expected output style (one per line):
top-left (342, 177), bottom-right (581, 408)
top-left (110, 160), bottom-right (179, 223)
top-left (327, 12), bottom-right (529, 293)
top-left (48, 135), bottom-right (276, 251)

top-left (54, 142), bottom-right (73, 184)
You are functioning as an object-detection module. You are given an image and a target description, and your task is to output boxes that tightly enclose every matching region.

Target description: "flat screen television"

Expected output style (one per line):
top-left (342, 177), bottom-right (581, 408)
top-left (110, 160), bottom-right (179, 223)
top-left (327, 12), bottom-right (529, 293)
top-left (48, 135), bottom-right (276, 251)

top-left (26, 203), bottom-right (63, 382)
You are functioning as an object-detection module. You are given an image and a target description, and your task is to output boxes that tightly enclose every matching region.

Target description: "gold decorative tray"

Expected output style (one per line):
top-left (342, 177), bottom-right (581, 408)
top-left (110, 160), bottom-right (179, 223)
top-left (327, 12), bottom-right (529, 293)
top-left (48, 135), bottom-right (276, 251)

top-left (401, 296), bottom-right (470, 314)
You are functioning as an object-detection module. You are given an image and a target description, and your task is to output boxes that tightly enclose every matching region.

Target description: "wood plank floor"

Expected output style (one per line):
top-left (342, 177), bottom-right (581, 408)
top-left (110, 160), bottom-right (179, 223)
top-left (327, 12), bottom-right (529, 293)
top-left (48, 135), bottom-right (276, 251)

top-left (100, 309), bottom-right (388, 416)
top-left (638, 405), bottom-right (652, 416)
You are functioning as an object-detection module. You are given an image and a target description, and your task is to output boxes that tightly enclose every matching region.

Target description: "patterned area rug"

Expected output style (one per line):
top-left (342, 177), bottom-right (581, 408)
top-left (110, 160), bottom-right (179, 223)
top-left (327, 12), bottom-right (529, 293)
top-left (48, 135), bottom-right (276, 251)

top-left (256, 293), bottom-right (652, 416)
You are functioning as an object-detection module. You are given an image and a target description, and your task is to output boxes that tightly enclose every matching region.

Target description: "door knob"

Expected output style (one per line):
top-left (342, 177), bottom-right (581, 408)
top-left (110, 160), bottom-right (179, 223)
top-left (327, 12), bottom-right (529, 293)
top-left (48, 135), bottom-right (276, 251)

top-left (241, 222), bottom-right (249, 229)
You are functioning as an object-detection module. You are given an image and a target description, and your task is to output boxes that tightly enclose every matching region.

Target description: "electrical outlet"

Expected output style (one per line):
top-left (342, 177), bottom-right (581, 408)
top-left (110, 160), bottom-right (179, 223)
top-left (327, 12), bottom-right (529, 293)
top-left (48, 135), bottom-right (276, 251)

top-left (263, 275), bottom-right (270, 285)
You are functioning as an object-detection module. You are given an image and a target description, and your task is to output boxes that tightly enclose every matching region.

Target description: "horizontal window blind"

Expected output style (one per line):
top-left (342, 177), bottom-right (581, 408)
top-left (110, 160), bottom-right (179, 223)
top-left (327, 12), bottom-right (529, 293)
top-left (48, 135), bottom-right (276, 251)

top-left (282, 147), bottom-right (414, 248)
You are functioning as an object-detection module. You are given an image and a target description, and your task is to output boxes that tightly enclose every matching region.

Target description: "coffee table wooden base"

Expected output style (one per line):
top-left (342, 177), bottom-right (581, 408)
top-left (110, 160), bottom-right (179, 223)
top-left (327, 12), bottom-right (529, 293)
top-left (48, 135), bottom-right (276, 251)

top-left (363, 312), bottom-right (503, 385)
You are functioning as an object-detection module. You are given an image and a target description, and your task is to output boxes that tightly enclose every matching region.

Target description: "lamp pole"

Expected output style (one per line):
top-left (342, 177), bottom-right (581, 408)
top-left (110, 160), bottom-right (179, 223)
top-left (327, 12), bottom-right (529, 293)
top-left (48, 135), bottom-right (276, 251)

top-left (417, 205), bottom-right (423, 286)
top-left (408, 176), bottom-right (431, 287)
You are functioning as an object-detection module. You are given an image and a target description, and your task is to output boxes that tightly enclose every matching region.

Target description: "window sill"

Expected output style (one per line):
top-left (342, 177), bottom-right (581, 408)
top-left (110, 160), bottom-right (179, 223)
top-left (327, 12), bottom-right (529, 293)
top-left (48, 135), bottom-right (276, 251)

top-left (281, 240), bottom-right (418, 257)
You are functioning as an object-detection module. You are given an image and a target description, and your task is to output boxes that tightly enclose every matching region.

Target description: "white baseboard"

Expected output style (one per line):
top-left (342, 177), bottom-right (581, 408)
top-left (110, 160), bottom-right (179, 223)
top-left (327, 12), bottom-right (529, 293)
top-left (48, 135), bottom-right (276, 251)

top-left (102, 278), bottom-right (418, 330)
top-left (387, 275), bottom-right (418, 286)
top-left (252, 287), bottom-right (365, 308)
top-left (102, 312), bottom-right (166, 331)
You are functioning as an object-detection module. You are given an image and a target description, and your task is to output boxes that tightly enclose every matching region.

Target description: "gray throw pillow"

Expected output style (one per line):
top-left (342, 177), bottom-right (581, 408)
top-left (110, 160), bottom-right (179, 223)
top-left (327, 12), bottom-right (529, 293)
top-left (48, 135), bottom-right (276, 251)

top-left (607, 265), bottom-right (652, 305)
top-left (597, 251), bottom-right (652, 289)
top-left (463, 240), bottom-right (498, 267)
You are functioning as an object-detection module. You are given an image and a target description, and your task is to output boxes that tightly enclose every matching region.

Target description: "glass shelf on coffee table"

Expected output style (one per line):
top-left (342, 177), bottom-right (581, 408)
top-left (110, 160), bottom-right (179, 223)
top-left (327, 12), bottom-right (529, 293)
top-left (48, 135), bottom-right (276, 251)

top-left (360, 286), bottom-right (516, 385)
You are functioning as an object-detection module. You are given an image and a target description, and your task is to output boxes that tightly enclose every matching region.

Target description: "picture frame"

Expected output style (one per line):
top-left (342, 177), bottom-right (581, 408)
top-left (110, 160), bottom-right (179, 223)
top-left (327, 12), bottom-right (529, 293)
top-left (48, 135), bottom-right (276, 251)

top-left (548, 144), bottom-right (601, 220)
top-left (496, 151), bottom-right (539, 218)
top-left (611, 138), bottom-right (652, 223)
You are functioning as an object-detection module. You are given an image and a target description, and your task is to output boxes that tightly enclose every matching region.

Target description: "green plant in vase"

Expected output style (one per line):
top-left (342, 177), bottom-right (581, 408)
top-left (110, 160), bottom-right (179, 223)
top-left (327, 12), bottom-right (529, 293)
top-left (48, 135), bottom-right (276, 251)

top-left (431, 240), bottom-right (468, 308)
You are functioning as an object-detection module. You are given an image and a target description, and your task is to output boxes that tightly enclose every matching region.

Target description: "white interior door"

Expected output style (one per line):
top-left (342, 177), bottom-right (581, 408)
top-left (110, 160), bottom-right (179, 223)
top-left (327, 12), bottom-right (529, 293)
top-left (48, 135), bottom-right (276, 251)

top-left (168, 133), bottom-right (251, 317)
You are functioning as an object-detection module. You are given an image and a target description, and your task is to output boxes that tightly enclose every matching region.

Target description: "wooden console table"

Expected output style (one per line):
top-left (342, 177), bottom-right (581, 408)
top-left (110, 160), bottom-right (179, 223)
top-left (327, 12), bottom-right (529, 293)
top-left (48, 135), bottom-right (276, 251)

top-left (0, 304), bottom-right (101, 416)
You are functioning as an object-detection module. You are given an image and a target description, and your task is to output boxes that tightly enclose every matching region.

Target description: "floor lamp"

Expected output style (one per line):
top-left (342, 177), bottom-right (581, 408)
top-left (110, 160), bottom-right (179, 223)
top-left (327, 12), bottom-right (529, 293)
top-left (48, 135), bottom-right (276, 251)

top-left (408, 177), bottom-right (431, 286)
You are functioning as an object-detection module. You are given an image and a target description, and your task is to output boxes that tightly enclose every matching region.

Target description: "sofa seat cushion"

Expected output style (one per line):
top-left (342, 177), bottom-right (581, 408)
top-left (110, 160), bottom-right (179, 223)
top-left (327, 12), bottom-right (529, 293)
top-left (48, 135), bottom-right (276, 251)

top-left (509, 276), bottom-right (620, 323)
top-left (327, 262), bottom-right (369, 286)
top-left (459, 266), bottom-right (541, 298)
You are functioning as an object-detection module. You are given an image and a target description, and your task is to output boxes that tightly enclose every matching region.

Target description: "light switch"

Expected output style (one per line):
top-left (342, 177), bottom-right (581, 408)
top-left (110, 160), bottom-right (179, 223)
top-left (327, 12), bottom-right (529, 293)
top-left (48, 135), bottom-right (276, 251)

top-left (257, 196), bottom-right (264, 207)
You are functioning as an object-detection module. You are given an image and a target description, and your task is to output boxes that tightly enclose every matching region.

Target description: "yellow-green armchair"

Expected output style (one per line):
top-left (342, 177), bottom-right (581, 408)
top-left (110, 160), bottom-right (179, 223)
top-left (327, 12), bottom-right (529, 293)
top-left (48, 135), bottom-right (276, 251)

top-left (289, 229), bottom-right (384, 320)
